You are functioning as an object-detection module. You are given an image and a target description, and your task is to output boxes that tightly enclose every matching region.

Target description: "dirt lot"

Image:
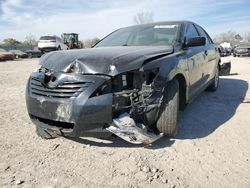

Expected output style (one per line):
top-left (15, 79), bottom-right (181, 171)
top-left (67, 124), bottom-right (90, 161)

top-left (0, 56), bottom-right (250, 188)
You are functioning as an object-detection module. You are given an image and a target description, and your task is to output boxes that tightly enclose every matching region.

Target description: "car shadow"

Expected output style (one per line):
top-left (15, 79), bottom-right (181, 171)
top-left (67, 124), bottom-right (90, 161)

top-left (67, 135), bottom-right (175, 149)
top-left (223, 73), bottom-right (239, 76)
top-left (67, 78), bottom-right (248, 148)
top-left (177, 78), bottom-right (248, 140)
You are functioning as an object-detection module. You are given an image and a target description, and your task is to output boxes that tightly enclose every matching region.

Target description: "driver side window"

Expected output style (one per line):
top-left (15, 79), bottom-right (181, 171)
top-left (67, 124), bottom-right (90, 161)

top-left (195, 25), bottom-right (212, 44)
top-left (185, 24), bottom-right (199, 38)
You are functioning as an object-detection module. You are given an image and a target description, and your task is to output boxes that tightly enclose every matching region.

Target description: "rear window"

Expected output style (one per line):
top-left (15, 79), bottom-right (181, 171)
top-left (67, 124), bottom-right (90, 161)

top-left (39, 36), bottom-right (56, 40)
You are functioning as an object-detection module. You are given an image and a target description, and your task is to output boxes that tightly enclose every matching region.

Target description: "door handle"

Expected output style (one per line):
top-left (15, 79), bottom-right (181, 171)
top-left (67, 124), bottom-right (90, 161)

top-left (204, 50), bottom-right (208, 56)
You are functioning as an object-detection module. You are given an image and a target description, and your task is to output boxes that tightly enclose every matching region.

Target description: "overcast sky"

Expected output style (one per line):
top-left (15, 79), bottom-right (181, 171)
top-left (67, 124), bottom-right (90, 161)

top-left (0, 0), bottom-right (249, 42)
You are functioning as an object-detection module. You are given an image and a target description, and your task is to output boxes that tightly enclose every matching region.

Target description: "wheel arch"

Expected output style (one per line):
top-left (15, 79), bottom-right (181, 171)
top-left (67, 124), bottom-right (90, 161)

top-left (173, 73), bottom-right (187, 110)
top-left (218, 58), bottom-right (221, 71)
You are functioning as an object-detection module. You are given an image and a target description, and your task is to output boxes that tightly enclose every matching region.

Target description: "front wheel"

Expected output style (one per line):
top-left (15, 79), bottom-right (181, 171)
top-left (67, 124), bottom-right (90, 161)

top-left (28, 53), bottom-right (32, 58)
top-left (207, 65), bottom-right (219, 92)
top-left (156, 79), bottom-right (179, 137)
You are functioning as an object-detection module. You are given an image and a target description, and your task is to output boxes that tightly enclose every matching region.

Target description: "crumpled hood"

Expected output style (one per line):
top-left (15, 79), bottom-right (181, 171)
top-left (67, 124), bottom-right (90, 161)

top-left (40, 46), bottom-right (173, 76)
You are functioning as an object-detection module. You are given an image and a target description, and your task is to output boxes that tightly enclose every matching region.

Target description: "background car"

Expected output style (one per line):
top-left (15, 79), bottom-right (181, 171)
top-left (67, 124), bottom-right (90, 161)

top-left (233, 44), bottom-right (250, 57)
top-left (26, 47), bottom-right (43, 58)
top-left (38, 35), bottom-right (68, 53)
top-left (0, 48), bottom-right (15, 61)
top-left (9, 50), bottom-right (28, 58)
top-left (218, 45), bottom-right (231, 57)
top-left (217, 45), bottom-right (224, 57)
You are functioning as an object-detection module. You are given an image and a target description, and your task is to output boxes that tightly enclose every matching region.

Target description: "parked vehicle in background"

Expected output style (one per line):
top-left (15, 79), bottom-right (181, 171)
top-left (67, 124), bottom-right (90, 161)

top-left (9, 50), bottom-right (28, 58)
top-left (38, 36), bottom-right (68, 53)
top-left (224, 48), bottom-right (231, 56)
top-left (62, 33), bottom-right (83, 49)
top-left (26, 47), bottom-right (43, 58)
top-left (218, 45), bottom-right (231, 57)
top-left (26, 21), bottom-right (221, 144)
top-left (0, 48), bottom-right (15, 61)
top-left (233, 44), bottom-right (250, 57)
top-left (218, 45), bottom-right (224, 57)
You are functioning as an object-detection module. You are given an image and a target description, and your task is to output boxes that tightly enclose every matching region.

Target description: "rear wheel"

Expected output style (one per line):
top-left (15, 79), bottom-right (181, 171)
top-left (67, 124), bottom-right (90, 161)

top-left (28, 53), bottom-right (32, 58)
top-left (156, 79), bottom-right (179, 137)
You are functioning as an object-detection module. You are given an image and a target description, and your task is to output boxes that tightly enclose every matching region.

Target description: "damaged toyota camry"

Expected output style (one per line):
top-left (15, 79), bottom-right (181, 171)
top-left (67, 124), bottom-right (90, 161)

top-left (26, 21), bottom-right (220, 144)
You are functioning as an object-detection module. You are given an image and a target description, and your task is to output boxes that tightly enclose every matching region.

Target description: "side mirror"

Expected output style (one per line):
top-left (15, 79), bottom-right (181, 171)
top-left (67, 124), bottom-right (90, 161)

top-left (185, 37), bottom-right (206, 48)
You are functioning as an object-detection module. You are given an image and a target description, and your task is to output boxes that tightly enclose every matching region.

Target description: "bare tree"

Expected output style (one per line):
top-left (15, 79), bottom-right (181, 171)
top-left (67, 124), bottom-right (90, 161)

top-left (83, 38), bottom-right (101, 48)
top-left (245, 32), bottom-right (250, 43)
top-left (23, 34), bottom-right (37, 47)
top-left (133, 11), bottom-right (154, 24)
top-left (213, 30), bottom-right (243, 46)
top-left (3, 38), bottom-right (21, 46)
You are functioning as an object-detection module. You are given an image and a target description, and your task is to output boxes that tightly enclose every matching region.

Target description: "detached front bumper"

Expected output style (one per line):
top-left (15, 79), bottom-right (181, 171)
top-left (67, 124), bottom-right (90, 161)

top-left (26, 71), bottom-right (113, 137)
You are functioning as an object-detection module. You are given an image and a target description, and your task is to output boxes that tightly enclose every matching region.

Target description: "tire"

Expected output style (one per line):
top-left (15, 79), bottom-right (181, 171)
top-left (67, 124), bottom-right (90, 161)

top-left (207, 65), bottom-right (219, 92)
top-left (156, 79), bottom-right (179, 137)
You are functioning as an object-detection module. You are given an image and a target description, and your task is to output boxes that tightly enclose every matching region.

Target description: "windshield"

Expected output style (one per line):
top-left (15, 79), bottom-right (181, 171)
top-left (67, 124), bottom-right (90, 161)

top-left (95, 23), bottom-right (180, 47)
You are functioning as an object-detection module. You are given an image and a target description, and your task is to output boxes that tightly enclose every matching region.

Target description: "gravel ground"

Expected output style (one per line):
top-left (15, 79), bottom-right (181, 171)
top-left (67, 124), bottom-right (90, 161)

top-left (0, 56), bottom-right (250, 188)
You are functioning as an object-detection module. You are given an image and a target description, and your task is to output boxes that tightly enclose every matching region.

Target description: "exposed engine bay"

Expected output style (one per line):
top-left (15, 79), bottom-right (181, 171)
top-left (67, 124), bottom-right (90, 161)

top-left (104, 69), bottom-right (164, 144)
